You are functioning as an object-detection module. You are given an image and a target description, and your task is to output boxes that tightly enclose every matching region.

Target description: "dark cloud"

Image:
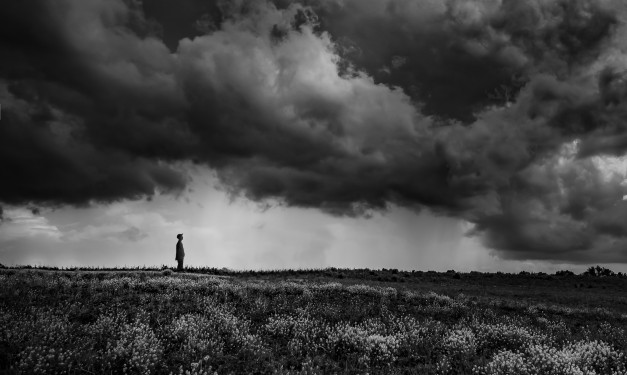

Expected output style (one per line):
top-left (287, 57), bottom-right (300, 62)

top-left (0, 84), bottom-right (188, 205)
top-left (2, 0), bottom-right (627, 262)
top-left (0, 0), bottom-right (191, 206)
top-left (266, 0), bottom-right (616, 123)
top-left (143, 0), bottom-right (223, 50)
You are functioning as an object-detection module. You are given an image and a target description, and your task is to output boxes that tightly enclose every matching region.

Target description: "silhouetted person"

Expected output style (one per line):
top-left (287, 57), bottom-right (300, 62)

top-left (175, 233), bottom-right (185, 272)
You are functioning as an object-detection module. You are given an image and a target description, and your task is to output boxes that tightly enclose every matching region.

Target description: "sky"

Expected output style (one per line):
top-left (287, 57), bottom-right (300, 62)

top-left (2, 0), bottom-right (627, 273)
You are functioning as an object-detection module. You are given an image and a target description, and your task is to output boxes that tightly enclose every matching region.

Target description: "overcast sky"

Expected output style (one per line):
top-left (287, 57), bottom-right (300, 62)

top-left (2, 0), bottom-right (627, 272)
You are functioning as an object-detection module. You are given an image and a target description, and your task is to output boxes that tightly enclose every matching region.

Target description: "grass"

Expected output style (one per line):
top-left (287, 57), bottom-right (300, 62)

top-left (1, 267), bottom-right (627, 374)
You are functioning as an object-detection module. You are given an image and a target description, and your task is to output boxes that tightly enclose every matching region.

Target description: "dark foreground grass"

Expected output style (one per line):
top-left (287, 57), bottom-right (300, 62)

top-left (1, 268), bottom-right (627, 374)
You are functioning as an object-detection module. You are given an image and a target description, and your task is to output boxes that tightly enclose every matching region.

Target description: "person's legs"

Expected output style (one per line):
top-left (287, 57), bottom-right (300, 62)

top-left (177, 259), bottom-right (184, 272)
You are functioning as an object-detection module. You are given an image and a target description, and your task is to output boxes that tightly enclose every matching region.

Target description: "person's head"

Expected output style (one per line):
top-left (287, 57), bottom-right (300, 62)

top-left (177, 233), bottom-right (183, 240)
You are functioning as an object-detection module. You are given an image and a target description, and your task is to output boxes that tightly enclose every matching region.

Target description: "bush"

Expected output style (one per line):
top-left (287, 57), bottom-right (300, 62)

top-left (162, 269), bottom-right (173, 276)
top-left (583, 266), bottom-right (615, 277)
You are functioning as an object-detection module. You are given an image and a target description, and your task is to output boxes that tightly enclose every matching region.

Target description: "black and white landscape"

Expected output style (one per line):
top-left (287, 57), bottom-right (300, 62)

top-left (2, 1), bottom-right (627, 373)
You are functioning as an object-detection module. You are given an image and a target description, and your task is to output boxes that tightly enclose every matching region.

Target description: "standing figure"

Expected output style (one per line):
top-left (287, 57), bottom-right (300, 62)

top-left (175, 233), bottom-right (185, 272)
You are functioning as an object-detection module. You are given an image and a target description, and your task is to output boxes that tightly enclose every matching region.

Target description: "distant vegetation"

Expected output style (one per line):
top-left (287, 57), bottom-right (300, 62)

top-left (582, 266), bottom-right (620, 277)
top-left (3, 264), bottom-right (626, 280)
top-left (1, 267), bottom-right (627, 374)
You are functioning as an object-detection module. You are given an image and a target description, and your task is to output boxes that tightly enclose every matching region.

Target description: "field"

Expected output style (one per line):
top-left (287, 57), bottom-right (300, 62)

top-left (1, 267), bottom-right (627, 374)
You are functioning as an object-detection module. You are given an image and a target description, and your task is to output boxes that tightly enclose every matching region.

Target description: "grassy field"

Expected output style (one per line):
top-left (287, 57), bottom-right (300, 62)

top-left (1, 267), bottom-right (627, 374)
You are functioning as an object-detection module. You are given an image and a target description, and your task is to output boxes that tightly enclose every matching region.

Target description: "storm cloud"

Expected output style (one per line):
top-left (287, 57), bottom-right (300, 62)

top-left (2, 0), bottom-right (627, 262)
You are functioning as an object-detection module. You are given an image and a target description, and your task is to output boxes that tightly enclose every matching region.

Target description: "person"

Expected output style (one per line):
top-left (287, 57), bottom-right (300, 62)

top-left (175, 233), bottom-right (185, 272)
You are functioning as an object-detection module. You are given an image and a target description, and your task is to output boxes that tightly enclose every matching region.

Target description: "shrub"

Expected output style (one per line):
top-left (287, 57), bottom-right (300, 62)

top-left (583, 266), bottom-right (615, 277)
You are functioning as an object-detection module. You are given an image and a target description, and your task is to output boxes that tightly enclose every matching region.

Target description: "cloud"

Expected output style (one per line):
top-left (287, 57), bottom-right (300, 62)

top-left (284, 0), bottom-right (617, 122)
top-left (0, 208), bottom-right (62, 243)
top-left (0, 0), bottom-right (190, 206)
top-left (61, 222), bottom-right (148, 243)
top-left (2, 0), bottom-right (627, 262)
top-left (59, 204), bottom-right (183, 243)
